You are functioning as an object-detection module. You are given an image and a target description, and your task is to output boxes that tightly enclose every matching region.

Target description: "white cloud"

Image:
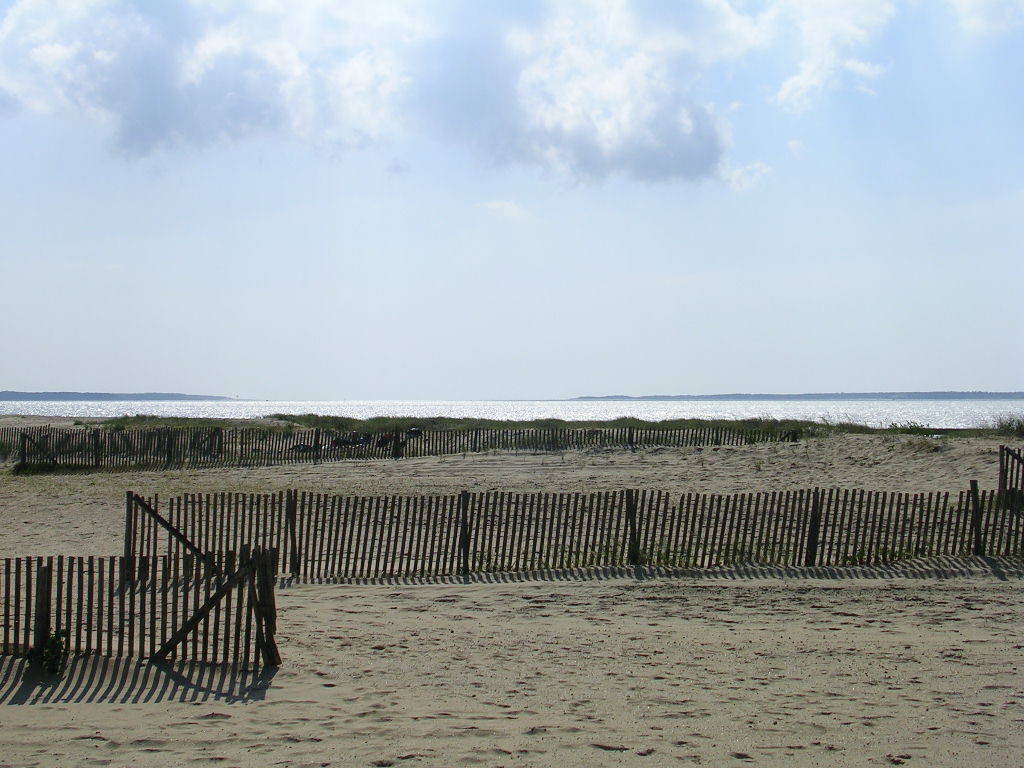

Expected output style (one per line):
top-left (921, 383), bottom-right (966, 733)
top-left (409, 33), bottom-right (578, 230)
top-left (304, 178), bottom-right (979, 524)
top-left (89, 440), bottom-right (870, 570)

top-left (477, 200), bottom-right (529, 220)
top-left (506, 2), bottom-right (728, 181)
top-left (442, 0), bottom-right (778, 182)
top-left (0, 0), bottom-right (429, 153)
top-left (720, 160), bottom-right (772, 191)
top-left (774, 0), bottom-right (895, 112)
top-left (1, 1), bottom-right (1001, 186)
top-left (949, 0), bottom-right (1024, 33)
top-left (787, 138), bottom-right (803, 155)
top-left (0, 0), bottom-right (773, 181)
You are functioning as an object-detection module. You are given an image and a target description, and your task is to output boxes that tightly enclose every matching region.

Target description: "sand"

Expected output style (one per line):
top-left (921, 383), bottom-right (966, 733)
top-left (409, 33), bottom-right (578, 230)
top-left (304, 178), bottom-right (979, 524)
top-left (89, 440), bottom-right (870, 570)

top-left (0, 432), bottom-right (1007, 556)
top-left (1, 429), bottom-right (1022, 766)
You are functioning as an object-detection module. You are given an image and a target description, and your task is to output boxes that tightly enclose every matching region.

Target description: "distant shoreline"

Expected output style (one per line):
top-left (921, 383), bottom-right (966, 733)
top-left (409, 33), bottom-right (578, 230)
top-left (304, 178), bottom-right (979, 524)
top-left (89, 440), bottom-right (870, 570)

top-left (2, 391), bottom-right (1021, 403)
top-left (574, 391), bottom-right (1024, 401)
top-left (0, 391), bottom-right (234, 402)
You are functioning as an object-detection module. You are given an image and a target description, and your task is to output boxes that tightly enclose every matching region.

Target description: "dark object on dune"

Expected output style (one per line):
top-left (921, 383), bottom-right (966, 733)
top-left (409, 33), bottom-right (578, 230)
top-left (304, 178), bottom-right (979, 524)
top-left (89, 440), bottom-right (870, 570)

top-left (377, 433), bottom-right (394, 448)
top-left (406, 427), bottom-right (423, 438)
top-left (330, 434), bottom-right (370, 448)
top-left (288, 443), bottom-right (316, 453)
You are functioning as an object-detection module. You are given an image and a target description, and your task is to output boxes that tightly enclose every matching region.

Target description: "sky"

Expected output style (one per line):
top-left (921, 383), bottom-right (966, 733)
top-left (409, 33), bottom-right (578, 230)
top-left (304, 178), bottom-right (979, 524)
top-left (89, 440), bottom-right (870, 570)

top-left (0, 0), bottom-right (1022, 400)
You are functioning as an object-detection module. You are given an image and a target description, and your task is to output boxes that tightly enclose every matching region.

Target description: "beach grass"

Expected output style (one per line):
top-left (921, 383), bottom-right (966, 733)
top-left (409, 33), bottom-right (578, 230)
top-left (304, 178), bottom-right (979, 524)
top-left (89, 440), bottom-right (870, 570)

top-left (26, 412), bottom-right (1022, 441)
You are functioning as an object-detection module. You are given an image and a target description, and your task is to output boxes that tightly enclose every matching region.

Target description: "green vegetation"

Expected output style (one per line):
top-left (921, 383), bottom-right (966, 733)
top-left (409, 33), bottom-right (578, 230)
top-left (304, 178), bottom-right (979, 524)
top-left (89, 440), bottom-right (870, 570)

top-left (645, 547), bottom-right (700, 568)
top-left (899, 437), bottom-right (951, 454)
top-left (263, 413), bottom-right (1021, 440)
top-left (100, 415), bottom-right (286, 431)
top-left (815, 416), bottom-right (877, 434)
top-left (31, 627), bottom-right (68, 676)
top-left (267, 413), bottom-right (817, 437)
top-left (32, 412), bottom-right (1020, 439)
top-left (885, 420), bottom-right (932, 435)
top-left (991, 414), bottom-right (1024, 438)
top-left (10, 463), bottom-right (108, 476)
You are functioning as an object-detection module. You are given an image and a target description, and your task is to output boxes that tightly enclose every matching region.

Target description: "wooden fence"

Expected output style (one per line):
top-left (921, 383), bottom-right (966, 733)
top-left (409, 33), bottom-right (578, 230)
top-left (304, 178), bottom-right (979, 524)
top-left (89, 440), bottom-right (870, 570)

top-left (0, 550), bottom-right (279, 670)
top-left (999, 445), bottom-right (1024, 497)
top-left (125, 485), bottom-right (1018, 581)
top-left (0, 423), bottom-right (793, 472)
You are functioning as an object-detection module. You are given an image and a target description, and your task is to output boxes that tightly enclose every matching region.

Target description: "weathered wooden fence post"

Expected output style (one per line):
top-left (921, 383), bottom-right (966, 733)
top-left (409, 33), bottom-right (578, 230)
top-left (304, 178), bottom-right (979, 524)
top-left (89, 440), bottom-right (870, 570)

top-left (804, 488), bottom-right (823, 567)
top-left (18, 433), bottom-right (27, 467)
top-left (121, 491), bottom-right (136, 586)
top-left (625, 489), bottom-right (641, 565)
top-left (255, 550), bottom-right (281, 667)
top-left (459, 491), bottom-right (471, 576)
top-left (998, 446), bottom-right (1007, 505)
top-left (32, 561), bottom-right (53, 659)
top-left (286, 490), bottom-right (301, 577)
top-left (969, 480), bottom-right (985, 556)
top-left (92, 430), bottom-right (102, 467)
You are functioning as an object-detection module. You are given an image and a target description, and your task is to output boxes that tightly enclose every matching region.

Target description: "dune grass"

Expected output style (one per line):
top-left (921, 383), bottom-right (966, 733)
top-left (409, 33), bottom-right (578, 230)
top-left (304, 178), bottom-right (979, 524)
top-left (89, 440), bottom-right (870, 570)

top-left (65, 412), bottom-right (1024, 440)
top-left (990, 414), bottom-right (1024, 438)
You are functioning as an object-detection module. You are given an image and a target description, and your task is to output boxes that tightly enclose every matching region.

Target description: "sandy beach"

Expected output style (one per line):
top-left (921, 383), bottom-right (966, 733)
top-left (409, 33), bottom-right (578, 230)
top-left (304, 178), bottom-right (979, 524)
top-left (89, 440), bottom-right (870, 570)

top-left (0, 431), bottom-right (1007, 556)
top-left (1, 427), bottom-right (1022, 766)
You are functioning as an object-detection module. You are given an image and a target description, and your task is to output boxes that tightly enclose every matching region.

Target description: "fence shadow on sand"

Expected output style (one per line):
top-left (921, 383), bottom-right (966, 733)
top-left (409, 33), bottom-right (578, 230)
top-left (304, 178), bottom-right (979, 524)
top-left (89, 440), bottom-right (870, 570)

top-left (0, 654), bottom-right (276, 706)
top-left (283, 554), bottom-right (1024, 588)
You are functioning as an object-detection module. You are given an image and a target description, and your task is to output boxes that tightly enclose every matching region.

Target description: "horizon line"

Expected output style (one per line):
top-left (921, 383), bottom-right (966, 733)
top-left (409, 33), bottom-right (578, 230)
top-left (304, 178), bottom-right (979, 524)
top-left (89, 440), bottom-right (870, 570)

top-left (3, 389), bottom-right (1024, 402)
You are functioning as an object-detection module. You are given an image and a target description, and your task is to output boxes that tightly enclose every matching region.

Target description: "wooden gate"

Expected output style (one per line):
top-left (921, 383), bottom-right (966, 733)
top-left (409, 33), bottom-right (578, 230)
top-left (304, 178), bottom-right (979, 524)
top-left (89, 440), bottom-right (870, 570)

top-left (1, 550), bottom-right (278, 670)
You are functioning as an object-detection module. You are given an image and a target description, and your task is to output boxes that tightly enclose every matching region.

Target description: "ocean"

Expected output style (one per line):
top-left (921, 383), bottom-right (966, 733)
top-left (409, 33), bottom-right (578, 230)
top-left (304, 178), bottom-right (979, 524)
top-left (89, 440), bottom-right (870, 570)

top-left (1, 398), bottom-right (1022, 429)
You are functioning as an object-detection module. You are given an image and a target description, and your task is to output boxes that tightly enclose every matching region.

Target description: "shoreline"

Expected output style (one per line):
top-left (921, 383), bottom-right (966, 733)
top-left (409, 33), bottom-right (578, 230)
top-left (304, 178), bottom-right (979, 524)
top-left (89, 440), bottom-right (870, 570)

top-left (4, 396), bottom-right (1024, 430)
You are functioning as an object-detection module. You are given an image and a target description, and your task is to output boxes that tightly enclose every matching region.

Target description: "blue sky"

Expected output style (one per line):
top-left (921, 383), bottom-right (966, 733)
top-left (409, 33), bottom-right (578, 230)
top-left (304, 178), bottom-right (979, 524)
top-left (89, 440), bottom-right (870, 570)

top-left (1, 0), bottom-right (1022, 400)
